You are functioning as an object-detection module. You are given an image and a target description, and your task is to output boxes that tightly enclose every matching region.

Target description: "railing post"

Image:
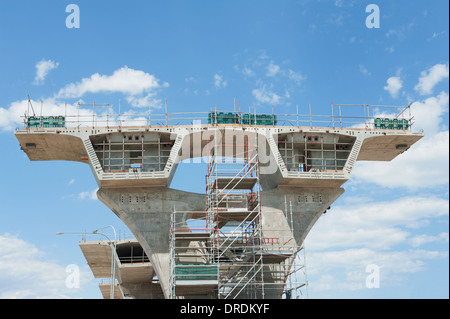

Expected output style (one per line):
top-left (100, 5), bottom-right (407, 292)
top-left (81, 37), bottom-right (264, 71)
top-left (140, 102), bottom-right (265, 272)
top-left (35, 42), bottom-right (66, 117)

top-left (165, 100), bottom-right (168, 127)
top-left (309, 102), bottom-right (312, 128)
top-left (331, 102), bottom-right (334, 129)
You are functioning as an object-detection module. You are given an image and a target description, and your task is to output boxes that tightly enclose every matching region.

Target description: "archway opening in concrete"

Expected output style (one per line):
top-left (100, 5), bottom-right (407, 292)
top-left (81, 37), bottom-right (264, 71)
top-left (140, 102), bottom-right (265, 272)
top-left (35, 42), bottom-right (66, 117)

top-left (170, 158), bottom-right (208, 194)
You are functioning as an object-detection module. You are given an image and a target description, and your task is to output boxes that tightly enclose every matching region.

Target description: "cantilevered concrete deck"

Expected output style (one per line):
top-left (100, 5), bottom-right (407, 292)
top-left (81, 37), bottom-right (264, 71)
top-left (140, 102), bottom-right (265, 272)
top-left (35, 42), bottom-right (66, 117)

top-left (79, 239), bottom-right (164, 299)
top-left (16, 125), bottom-right (423, 164)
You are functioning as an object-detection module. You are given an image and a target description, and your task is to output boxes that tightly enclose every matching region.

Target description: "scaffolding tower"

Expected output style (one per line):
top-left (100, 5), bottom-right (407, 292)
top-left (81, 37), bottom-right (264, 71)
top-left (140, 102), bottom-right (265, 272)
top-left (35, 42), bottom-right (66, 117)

top-left (169, 130), bottom-right (308, 299)
top-left (206, 130), bottom-right (265, 299)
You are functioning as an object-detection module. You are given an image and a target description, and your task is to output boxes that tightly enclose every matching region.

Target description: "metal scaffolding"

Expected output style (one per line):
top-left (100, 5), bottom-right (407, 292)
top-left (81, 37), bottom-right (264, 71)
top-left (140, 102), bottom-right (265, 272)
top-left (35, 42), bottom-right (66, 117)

top-left (206, 129), bottom-right (265, 299)
top-left (277, 133), bottom-right (356, 172)
top-left (169, 129), bottom-right (308, 299)
top-left (90, 133), bottom-right (174, 173)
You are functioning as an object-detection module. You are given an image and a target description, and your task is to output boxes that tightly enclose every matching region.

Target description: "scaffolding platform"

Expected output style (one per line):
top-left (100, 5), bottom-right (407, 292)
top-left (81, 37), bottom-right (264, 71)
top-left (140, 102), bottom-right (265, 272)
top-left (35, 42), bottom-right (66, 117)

top-left (174, 232), bottom-right (211, 241)
top-left (259, 250), bottom-right (295, 263)
top-left (175, 280), bottom-right (218, 286)
top-left (216, 209), bottom-right (259, 223)
top-left (212, 177), bottom-right (258, 190)
top-left (174, 280), bottom-right (218, 298)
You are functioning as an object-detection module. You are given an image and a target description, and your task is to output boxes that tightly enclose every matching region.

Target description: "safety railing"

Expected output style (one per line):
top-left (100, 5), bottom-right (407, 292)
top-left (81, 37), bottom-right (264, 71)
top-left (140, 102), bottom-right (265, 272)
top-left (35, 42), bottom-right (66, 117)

top-left (21, 100), bottom-right (414, 131)
top-left (118, 255), bottom-right (150, 264)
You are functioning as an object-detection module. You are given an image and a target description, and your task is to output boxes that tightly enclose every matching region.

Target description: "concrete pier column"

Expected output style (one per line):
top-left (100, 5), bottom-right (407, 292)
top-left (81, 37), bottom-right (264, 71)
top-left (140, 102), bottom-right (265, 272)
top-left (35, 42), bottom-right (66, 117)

top-left (259, 187), bottom-right (344, 298)
top-left (261, 187), bottom-right (345, 246)
top-left (97, 187), bottom-right (205, 298)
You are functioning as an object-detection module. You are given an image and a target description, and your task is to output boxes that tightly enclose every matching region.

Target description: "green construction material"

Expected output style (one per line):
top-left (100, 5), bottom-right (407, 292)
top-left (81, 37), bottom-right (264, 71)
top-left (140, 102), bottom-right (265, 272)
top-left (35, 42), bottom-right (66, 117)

top-left (374, 118), bottom-right (382, 129)
top-left (397, 119), bottom-right (409, 130)
top-left (27, 116), bottom-right (65, 128)
top-left (374, 118), bottom-right (409, 130)
top-left (27, 117), bottom-right (41, 128)
top-left (241, 113), bottom-right (277, 126)
top-left (207, 112), bottom-right (278, 126)
top-left (208, 112), bottom-right (239, 124)
top-left (175, 264), bottom-right (218, 281)
top-left (387, 118), bottom-right (395, 130)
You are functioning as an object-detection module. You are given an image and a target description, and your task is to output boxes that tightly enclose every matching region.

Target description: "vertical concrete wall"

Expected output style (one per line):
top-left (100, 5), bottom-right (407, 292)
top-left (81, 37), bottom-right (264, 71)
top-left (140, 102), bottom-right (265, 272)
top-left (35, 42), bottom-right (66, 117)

top-left (97, 187), bottom-right (205, 298)
top-left (122, 282), bottom-right (165, 299)
top-left (261, 187), bottom-right (345, 246)
top-left (257, 187), bottom-right (344, 298)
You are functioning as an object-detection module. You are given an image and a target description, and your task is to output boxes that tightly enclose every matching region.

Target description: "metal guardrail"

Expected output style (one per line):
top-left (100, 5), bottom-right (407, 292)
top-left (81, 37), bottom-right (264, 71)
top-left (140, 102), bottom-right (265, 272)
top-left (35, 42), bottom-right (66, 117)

top-left (118, 255), bottom-right (150, 264)
top-left (21, 101), bottom-right (414, 131)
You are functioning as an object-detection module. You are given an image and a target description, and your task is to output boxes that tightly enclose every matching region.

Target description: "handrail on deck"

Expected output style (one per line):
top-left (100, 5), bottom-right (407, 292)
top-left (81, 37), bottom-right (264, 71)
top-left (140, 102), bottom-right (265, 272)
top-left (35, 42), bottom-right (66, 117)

top-left (21, 101), bottom-right (414, 131)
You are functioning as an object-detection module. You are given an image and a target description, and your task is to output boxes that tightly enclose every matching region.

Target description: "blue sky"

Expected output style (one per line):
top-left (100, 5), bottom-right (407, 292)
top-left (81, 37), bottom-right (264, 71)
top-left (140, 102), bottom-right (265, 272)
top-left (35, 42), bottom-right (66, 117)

top-left (0, 1), bottom-right (448, 299)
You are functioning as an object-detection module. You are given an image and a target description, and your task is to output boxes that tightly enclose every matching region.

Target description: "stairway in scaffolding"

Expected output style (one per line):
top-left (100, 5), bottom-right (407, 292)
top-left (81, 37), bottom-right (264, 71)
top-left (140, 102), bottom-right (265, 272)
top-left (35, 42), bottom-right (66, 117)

top-left (169, 131), bottom-right (308, 299)
top-left (169, 225), bottom-right (219, 299)
top-left (205, 134), bottom-right (266, 299)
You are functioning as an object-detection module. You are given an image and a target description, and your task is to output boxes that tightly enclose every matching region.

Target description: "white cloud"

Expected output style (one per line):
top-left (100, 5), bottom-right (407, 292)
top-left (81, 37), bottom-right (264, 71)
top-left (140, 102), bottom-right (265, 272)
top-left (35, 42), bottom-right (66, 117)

top-left (428, 31), bottom-right (446, 41)
top-left (0, 97), bottom-right (131, 131)
top-left (415, 63), bottom-right (449, 95)
top-left (410, 233), bottom-right (449, 248)
top-left (56, 66), bottom-right (161, 98)
top-left (353, 130), bottom-right (449, 189)
top-left (410, 91), bottom-right (449, 135)
top-left (287, 69), bottom-right (306, 86)
top-left (306, 196), bottom-right (449, 251)
top-left (55, 66), bottom-right (166, 108)
top-left (34, 59), bottom-right (59, 85)
top-left (78, 188), bottom-right (98, 200)
top-left (359, 64), bottom-right (371, 76)
top-left (126, 92), bottom-right (161, 108)
top-left (306, 248), bottom-right (448, 294)
top-left (385, 23), bottom-right (414, 41)
top-left (386, 29), bottom-right (403, 39)
top-left (234, 52), bottom-right (305, 102)
top-left (0, 233), bottom-right (93, 298)
top-left (0, 98), bottom-right (95, 131)
top-left (0, 66), bottom-right (168, 131)
top-left (252, 84), bottom-right (281, 105)
top-left (352, 91), bottom-right (449, 189)
top-left (214, 73), bottom-right (227, 89)
top-left (242, 67), bottom-right (255, 77)
top-left (384, 76), bottom-right (403, 98)
top-left (0, 102), bottom-right (24, 131)
top-left (385, 46), bottom-right (395, 53)
top-left (266, 61), bottom-right (280, 77)
top-left (304, 195), bottom-right (449, 295)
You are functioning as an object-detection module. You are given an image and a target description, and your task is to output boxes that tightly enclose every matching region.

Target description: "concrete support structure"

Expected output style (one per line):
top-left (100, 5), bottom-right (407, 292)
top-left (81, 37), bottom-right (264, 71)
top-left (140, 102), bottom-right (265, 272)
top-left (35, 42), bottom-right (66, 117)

top-left (15, 121), bottom-right (423, 299)
top-left (79, 239), bottom-right (164, 299)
